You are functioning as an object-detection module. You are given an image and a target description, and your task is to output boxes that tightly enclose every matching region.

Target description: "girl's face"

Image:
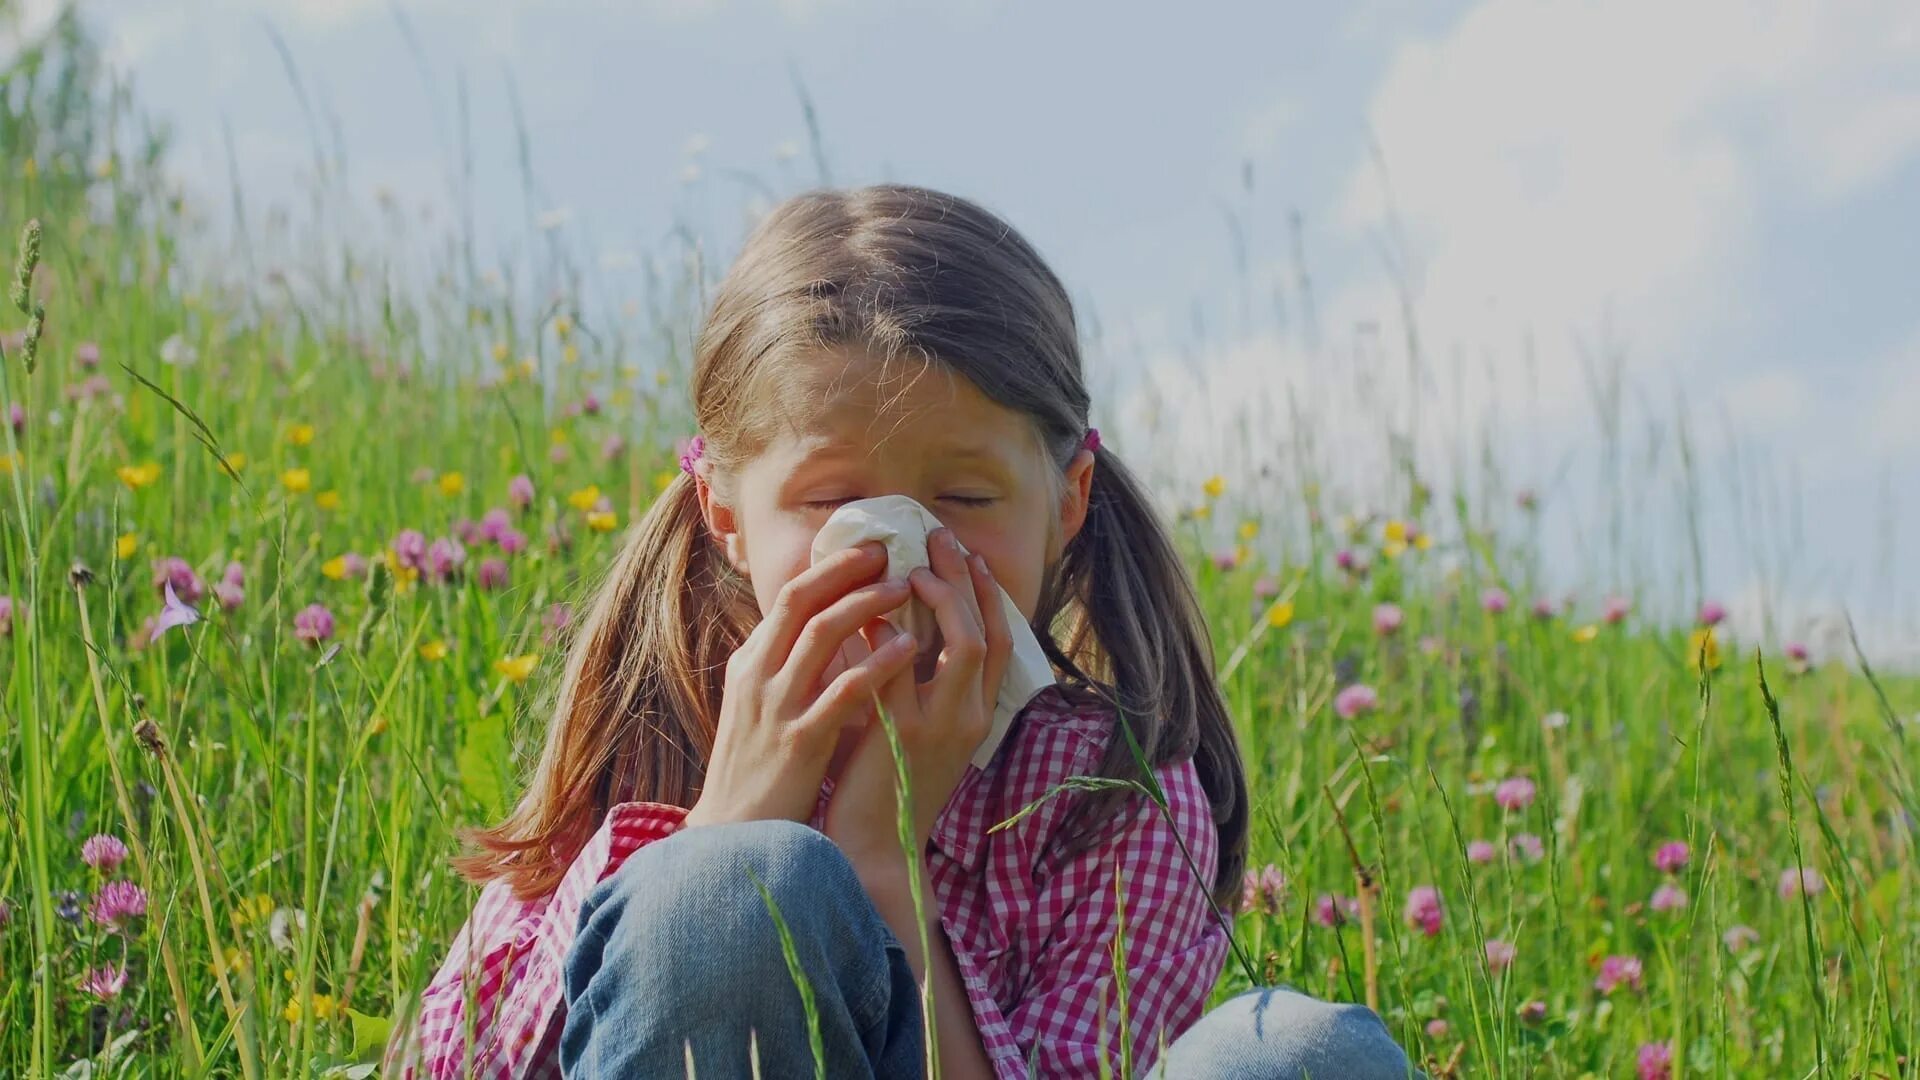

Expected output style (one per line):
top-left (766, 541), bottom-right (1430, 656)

top-left (697, 350), bottom-right (1095, 624)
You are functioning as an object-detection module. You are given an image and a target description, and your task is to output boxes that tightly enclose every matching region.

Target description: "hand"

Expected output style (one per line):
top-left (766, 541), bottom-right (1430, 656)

top-left (822, 528), bottom-right (1013, 867)
top-left (684, 543), bottom-right (920, 830)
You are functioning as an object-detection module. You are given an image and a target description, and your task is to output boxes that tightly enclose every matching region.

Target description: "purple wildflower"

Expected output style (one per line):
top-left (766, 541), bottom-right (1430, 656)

top-left (1653, 841), bottom-right (1689, 874)
top-left (88, 880), bottom-right (148, 932)
top-left (1480, 588), bottom-right (1509, 614)
top-left (80, 965), bottom-right (128, 1001)
top-left (1404, 885), bottom-right (1443, 937)
top-left (1778, 867), bottom-right (1824, 900)
top-left (1697, 599), bottom-right (1726, 626)
top-left (1722, 925), bottom-right (1760, 953)
top-left (152, 580), bottom-right (202, 641)
top-left (1484, 938), bottom-right (1517, 973)
top-left (1372, 603), bottom-right (1404, 636)
top-left (81, 834), bottom-right (129, 874)
top-left (1594, 954), bottom-right (1643, 995)
top-left (1240, 865), bottom-right (1286, 916)
top-left (1649, 884), bottom-right (1688, 913)
top-left (1494, 776), bottom-right (1537, 812)
top-left (1313, 893), bottom-right (1358, 928)
top-left (151, 557), bottom-right (205, 605)
top-left (1509, 833), bottom-right (1545, 863)
top-left (1466, 840), bottom-right (1497, 865)
top-left (1334, 684), bottom-right (1379, 720)
top-left (508, 474), bottom-right (535, 511)
top-left (1637, 1042), bottom-right (1673, 1080)
top-left (292, 604), bottom-right (335, 646)
top-left (1602, 595), bottom-right (1631, 624)
top-left (425, 537), bottom-right (466, 582)
top-left (476, 557), bottom-right (510, 591)
top-left (391, 529), bottom-right (428, 571)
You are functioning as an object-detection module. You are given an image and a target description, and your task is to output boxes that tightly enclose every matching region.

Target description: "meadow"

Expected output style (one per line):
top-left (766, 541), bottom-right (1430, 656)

top-left (3, 19), bottom-right (1918, 1080)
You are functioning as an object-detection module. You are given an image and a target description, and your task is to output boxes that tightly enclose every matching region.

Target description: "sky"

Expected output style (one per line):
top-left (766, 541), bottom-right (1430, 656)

top-left (10, 0), bottom-right (1920, 662)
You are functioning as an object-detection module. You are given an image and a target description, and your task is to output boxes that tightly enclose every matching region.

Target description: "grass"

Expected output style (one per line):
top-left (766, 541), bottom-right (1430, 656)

top-left (3, 15), bottom-right (1918, 1079)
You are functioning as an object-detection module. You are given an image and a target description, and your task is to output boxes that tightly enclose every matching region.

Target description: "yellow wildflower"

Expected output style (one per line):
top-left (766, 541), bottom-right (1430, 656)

top-left (553, 314), bottom-right (573, 340)
top-left (117, 462), bottom-right (162, 490)
top-left (650, 368), bottom-right (667, 386)
top-left (1572, 624), bottom-right (1600, 644)
top-left (1413, 532), bottom-right (1433, 552)
top-left (314, 490), bottom-right (342, 512)
top-left (1238, 521), bottom-right (1260, 542)
top-left (236, 894), bottom-right (274, 925)
top-left (550, 426), bottom-right (570, 445)
top-left (321, 556), bottom-right (348, 581)
top-left (586, 509), bottom-right (618, 532)
top-left (562, 343), bottom-right (580, 366)
top-left (437, 471), bottom-right (466, 497)
top-left (1384, 520), bottom-right (1409, 544)
top-left (279, 468), bottom-right (311, 494)
top-left (286, 423), bottom-right (315, 447)
top-left (1686, 627), bottom-right (1722, 673)
top-left (567, 484), bottom-right (601, 511)
top-left (1266, 600), bottom-right (1296, 629)
top-left (215, 946), bottom-right (249, 975)
top-left (653, 469), bottom-right (677, 493)
top-left (0, 450), bottom-right (19, 475)
top-left (282, 993), bottom-right (336, 1024)
top-left (1202, 475), bottom-right (1225, 500)
top-left (517, 357), bottom-right (536, 379)
top-left (1192, 503), bottom-right (1212, 521)
top-left (494, 654), bottom-right (540, 683)
top-left (224, 452), bottom-right (248, 472)
top-left (366, 714), bottom-right (388, 737)
top-left (491, 341), bottom-right (510, 364)
top-left (418, 639), bottom-right (450, 662)
top-left (116, 533), bottom-right (140, 560)
top-left (1382, 539), bottom-right (1407, 560)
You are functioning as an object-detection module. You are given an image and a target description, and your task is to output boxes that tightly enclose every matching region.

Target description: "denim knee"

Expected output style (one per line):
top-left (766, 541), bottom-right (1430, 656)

top-left (565, 818), bottom-right (890, 1022)
top-left (1155, 986), bottom-right (1424, 1080)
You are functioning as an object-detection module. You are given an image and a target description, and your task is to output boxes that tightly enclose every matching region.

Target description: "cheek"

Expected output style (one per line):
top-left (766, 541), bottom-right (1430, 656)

top-left (963, 529), bottom-right (1047, 622)
top-left (743, 519), bottom-right (817, 617)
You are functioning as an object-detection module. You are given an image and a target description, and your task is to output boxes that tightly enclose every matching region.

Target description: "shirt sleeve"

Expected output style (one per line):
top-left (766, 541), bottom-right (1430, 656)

top-left (386, 802), bottom-right (689, 1079)
top-left (968, 755), bottom-right (1231, 1080)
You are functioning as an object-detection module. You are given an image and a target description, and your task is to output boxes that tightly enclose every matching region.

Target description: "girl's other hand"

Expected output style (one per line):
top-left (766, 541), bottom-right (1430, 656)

top-left (822, 528), bottom-right (1012, 867)
top-left (684, 542), bottom-right (919, 829)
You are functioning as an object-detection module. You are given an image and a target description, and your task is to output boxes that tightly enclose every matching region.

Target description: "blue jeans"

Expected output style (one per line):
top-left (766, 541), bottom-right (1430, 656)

top-left (561, 819), bottom-right (1421, 1079)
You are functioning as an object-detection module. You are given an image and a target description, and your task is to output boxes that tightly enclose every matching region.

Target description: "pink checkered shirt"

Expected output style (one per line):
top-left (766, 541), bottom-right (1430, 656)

top-left (387, 685), bottom-right (1228, 1079)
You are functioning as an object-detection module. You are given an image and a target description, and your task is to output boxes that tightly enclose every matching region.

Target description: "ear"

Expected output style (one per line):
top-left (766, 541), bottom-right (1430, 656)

top-left (1057, 447), bottom-right (1096, 549)
top-left (693, 471), bottom-right (751, 577)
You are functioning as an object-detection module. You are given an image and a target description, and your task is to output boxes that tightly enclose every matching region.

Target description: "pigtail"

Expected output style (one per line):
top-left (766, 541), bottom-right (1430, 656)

top-left (1039, 444), bottom-right (1250, 912)
top-left (451, 472), bottom-right (754, 900)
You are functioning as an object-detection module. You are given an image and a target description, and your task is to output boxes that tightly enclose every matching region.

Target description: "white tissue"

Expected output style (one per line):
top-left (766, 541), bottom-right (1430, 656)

top-left (809, 494), bottom-right (1056, 769)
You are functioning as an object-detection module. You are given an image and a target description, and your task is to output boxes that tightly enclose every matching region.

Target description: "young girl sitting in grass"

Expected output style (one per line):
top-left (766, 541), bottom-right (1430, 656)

top-left (388, 184), bottom-right (1419, 1078)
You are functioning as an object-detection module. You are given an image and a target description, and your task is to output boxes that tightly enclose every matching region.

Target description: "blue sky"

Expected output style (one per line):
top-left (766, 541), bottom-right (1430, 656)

top-left (14, 0), bottom-right (1920, 661)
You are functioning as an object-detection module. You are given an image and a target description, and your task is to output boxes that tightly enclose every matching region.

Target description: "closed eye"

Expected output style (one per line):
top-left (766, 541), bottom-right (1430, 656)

top-left (940, 495), bottom-right (997, 507)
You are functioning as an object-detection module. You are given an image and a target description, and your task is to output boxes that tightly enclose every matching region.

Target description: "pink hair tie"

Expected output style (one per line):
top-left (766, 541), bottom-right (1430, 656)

top-left (1082, 427), bottom-right (1101, 453)
top-left (677, 434), bottom-right (705, 477)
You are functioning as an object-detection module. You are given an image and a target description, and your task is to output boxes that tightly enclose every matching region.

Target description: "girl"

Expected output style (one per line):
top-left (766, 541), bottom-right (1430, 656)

top-left (389, 184), bottom-right (1419, 1078)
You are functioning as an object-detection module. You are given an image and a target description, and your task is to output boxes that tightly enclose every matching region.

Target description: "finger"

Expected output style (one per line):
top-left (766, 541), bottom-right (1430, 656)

top-left (908, 565), bottom-right (988, 710)
top-left (795, 629), bottom-right (918, 738)
top-left (927, 528), bottom-right (984, 629)
top-left (761, 542), bottom-right (890, 661)
top-left (969, 554), bottom-right (1013, 703)
top-left (778, 577), bottom-right (913, 703)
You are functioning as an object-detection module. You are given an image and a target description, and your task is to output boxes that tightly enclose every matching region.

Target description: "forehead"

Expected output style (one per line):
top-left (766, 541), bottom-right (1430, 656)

top-left (765, 349), bottom-right (1040, 460)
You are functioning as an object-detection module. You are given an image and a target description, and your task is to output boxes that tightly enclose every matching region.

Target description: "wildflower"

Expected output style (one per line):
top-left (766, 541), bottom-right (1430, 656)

top-left (581, 392), bottom-right (604, 416)
top-left (1334, 549), bottom-right (1357, 573)
top-left (292, 604), bottom-right (335, 646)
top-left (586, 510), bottom-right (618, 532)
top-left (498, 528), bottom-right (529, 556)
top-left (151, 557), bottom-right (206, 605)
top-left (286, 422), bottom-right (315, 447)
top-left (425, 537), bottom-right (467, 582)
top-left (1530, 596), bottom-right (1556, 620)
top-left (1722, 925), bottom-right (1760, 953)
top-left (1202, 475), bottom-right (1225, 500)
top-left (1480, 588), bottom-right (1509, 614)
top-left (1252, 575), bottom-right (1278, 599)
top-left (80, 965), bottom-right (128, 1001)
top-left (5, 401), bottom-right (21, 435)
top-left (223, 452), bottom-right (247, 472)
top-left (1517, 1000), bottom-right (1546, 1025)
top-left (1637, 1042), bottom-right (1673, 1080)
top-left (410, 466), bottom-right (436, 485)
top-left (1697, 599), bottom-right (1726, 626)
top-left (1313, 894), bottom-right (1358, 928)
top-left (418, 639), bottom-right (450, 662)
top-left (1372, 603), bottom-right (1404, 636)
top-left (88, 880), bottom-right (148, 932)
top-left (1571, 623), bottom-right (1600, 644)
top-left (75, 341), bottom-right (100, 369)
top-left (1686, 627), bottom-right (1722, 673)
top-left (1484, 939), bottom-right (1517, 973)
top-left (508, 474), bottom-right (535, 511)
top-left (1602, 595), bottom-right (1631, 624)
top-left (158, 334), bottom-right (198, 366)
top-left (491, 341), bottom-right (510, 364)
top-left (279, 468), bottom-right (311, 494)
top-left (1653, 841), bottom-right (1689, 874)
top-left (1594, 954), bottom-right (1643, 995)
top-left (1785, 641), bottom-right (1811, 674)
top-left (213, 561), bottom-right (245, 612)
top-left (321, 554), bottom-right (356, 581)
top-left (391, 529), bottom-right (428, 570)
top-left (81, 834), bottom-right (129, 874)
top-left (54, 890), bottom-right (83, 923)
top-left (1239, 520), bottom-right (1260, 542)
top-left (1509, 833), bottom-right (1545, 863)
top-left (476, 557), bottom-right (510, 591)
top-left (480, 507), bottom-right (513, 543)
top-left (1404, 885), bottom-right (1443, 937)
top-left (268, 907), bottom-right (307, 952)
top-left (282, 992), bottom-right (337, 1024)
top-left (437, 471), bottom-right (466, 497)
top-left (1240, 865), bottom-right (1286, 916)
top-left (1494, 777), bottom-right (1536, 812)
top-left (567, 484), bottom-right (601, 511)
top-left (1384, 520), bottom-right (1408, 544)
top-left (1778, 867), bottom-right (1823, 900)
top-left (116, 533), bottom-right (139, 559)
top-left (1541, 711), bottom-right (1570, 731)
top-left (1424, 1019), bottom-right (1448, 1039)
top-left (152, 580), bottom-right (202, 641)
top-left (1466, 840), bottom-right (1497, 865)
top-left (1382, 538), bottom-right (1408, 560)
top-left (1266, 600), bottom-right (1295, 630)
top-left (117, 461), bottom-right (162, 490)
top-left (1333, 684), bottom-right (1379, 720)
top-left (1649, 884), bottom-right (1688, 913)
top-left (314, 490), bottom-right (342, 511)
top-left (236, 894), bottom-right (274, 925)
top-left (542, 603), bottom-right (572, 645)
top-left (1211, 547), bottom-right (1239, 572)
top-left (0, 595), bottom-right (13, 637)
top-left (495, 653), bottom-right (540, 683)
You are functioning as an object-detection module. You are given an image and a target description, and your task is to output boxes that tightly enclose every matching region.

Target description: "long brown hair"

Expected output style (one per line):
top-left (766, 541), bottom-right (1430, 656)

top-left (455, 184), bottom-right (1248, 910)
